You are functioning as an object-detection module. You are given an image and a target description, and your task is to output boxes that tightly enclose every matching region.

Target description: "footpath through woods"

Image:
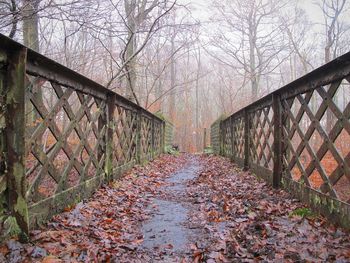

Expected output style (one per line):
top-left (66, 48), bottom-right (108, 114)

top-left (1, 154), bottom-right (350, 262)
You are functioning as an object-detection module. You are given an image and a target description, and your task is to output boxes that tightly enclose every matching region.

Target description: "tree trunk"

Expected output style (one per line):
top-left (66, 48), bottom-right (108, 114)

top-left (168, 32), bottom-right (176, 122)
top-left (23, 0), bottom-right (39, 51)
top-left (195, 47), bottom-right (201, 151)
top-left (23, 0), bottom-right (41, 125)
top-left (124, 0), bottom-right (137, 102)
top-left (248, 17), bottom-right (258, 102)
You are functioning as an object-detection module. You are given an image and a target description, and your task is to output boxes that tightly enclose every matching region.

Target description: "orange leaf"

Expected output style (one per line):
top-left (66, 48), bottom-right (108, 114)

top-left (42, 256), bottom-right (63, 263)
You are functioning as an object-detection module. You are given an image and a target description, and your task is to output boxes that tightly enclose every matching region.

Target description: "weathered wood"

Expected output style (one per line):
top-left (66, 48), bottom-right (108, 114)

top-left (272, 93), bottom-right (282, 188)
top-left (211, 49), bottom-right (350, 230)
top-left (0, 49), bottom-right (8, 239)
top-left (151, 119), bottom-right (155, 159)
top-left (210, 118), bottom-right (222, 154)
top-left (0, 34), bottom-right (171, 237)
top-left (105, 94), bottom-right (116, 179)
top-left (282, 176), bottom-right (350, 230)
top-left (135, 109), bottom-right (142, 164)
top-left (162, 121), bottom-right (166, 152)
top-left (243, 109), bottom-right (249, 170)
top-left (6, 47), bottom-right (29, 240)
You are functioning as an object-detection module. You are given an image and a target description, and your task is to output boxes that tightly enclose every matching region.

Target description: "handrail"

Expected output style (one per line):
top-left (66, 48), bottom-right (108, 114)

top-left (211, 51), bottom-right (350, 230)
top-left (0, 33), bottom-right (171, 240)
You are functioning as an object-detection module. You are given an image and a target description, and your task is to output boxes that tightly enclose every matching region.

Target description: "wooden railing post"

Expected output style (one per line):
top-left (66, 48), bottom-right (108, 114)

top-left (219, 121), bottom-right (224, 155)
top-left (243, 109), bottom-right (249, 170)
top-left (151, 118), bottom-right (155, 159)
top-left (162, 121), bottom-right (166, 153)
top-left (136, 110), bottom-right (142, 164)
top-left (6, 46), bottom-right (29, 240)
top-left (230, 117), bottom-right (234, 160)
top-left (105, 93), bottom-right (116, 180)
top-left (272, 93), bottom-right (282, 188)
top-left (98, 100), bottom-right (106, 181)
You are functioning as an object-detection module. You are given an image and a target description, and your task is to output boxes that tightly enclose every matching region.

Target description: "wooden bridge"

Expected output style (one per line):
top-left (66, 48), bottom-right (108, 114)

top-left (211, 51), bottom-right (350, 230)
top-left (0, 34), bottom-right (173, 240)
top-left (1, 32), bottom-right (350, 244)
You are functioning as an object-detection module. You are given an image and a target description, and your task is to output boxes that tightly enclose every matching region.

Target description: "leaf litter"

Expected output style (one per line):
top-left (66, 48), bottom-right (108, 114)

top-left (0, 154), bottom-right (349, 262)
top-left (186, 155), bottom-right (350, 262)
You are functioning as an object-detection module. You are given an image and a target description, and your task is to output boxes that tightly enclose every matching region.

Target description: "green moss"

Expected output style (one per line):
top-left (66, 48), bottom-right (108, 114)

top-left (165, 145), bottom-right (179, 155)
top-left (204, 147), bottom-right (214, 154)
top-left (14, 196), bottom-right (27, 217)
top-left (289, 207), bottom-right (316, 218)
top-left (1, 216), bottom-right (21, 239)
top-left (313, 195), bottom-right (321, 205)
top-left (328, 199), bottom-right (338, 214)
top-left (154, 111), bottom-right (171, 123)
top-left (13, 162), bottom-right (24, 184)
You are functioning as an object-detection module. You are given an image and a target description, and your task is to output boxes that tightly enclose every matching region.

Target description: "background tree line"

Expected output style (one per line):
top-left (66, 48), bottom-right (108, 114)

top-left (0, 0), bottom-right (349, 152)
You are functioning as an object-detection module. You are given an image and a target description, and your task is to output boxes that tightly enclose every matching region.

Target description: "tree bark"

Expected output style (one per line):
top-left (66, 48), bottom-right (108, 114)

top-left (23, 0), bottom-right (41, 125)
top-left (124, 0), bottom-right (137, 101)
top-left (23, 0), bottom-right (39, 52)
top-left (168, 30), bottom-right (176, 122)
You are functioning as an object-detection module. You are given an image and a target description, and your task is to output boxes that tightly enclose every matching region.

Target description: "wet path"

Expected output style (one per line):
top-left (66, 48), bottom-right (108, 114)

top-left (141, 159), bottom-right (200, 255)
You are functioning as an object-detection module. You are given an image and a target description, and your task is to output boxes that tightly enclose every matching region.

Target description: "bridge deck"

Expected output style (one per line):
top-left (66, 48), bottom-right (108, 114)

top-left (2, 154), bottom-right (349, 261)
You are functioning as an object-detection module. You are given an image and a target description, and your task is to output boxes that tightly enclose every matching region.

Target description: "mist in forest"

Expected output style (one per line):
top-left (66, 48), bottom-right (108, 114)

top-left (1, 0), bottom-right (349, 152)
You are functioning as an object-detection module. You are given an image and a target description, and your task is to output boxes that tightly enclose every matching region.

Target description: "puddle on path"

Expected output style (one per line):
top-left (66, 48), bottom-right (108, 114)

top-left (141, 161), bottom-right (200, 251)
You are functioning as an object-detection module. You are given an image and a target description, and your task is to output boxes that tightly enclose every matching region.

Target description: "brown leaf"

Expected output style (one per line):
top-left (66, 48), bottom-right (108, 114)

top-left (42, 256), bottom-right (63, 263)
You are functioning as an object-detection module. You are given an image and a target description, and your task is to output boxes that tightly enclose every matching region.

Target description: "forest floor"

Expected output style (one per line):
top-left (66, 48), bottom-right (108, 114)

top-left (1, 154), bottom-right (350, 262)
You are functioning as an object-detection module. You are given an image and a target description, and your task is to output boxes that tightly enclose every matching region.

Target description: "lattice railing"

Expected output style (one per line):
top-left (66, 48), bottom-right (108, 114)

top-left (232, 114), bottom-right (245, 164)
top-left (0, 34), bottom-right (170, 239)
top-left (113, 106), bottom-right (138, 167)
top-left (153, 119), bottom-right (163, 156)
top-left (249, 104), bottom-right (274, 172)
top-left (282, 79), bottom-right (350, 204)
top-left (141, 115), bottom-right (153, 160)
top-left (211, 52), bottom-right (350, 230)
top-left (210, 116), bottom-right (224, 154)
top-left (25, 78), bottom-right (107, 207)
top-left (164, 119), bottom-right (174, 148)
top-left (222, 120), bottom-right (232, 157)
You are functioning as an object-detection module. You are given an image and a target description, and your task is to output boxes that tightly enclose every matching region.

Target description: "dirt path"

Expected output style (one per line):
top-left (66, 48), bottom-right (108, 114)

top-left (1, 154), bottom-right (350, 262)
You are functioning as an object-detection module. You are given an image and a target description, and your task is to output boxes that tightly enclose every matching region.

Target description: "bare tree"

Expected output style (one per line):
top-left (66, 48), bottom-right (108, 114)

top-left (208, 0), bottom-right (289, 102)
top-left (0, 0), bottom-right (18, 38)
top-left (99, 0), bottom-right (176, 104)
top-left (317, 0), bottom-right (348, 132)
top-left (318, 0), bottom-right (348, 63)
top-left (280, 7), bottom-right (315, 78)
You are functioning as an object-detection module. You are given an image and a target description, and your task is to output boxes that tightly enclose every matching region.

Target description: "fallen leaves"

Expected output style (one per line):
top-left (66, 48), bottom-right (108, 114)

top-left (0, 154), bottom-right (188, 262)
top-left (1, 154), bottom-right (349, 262)
top-left (186, 154), bottom-right (350, 262)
